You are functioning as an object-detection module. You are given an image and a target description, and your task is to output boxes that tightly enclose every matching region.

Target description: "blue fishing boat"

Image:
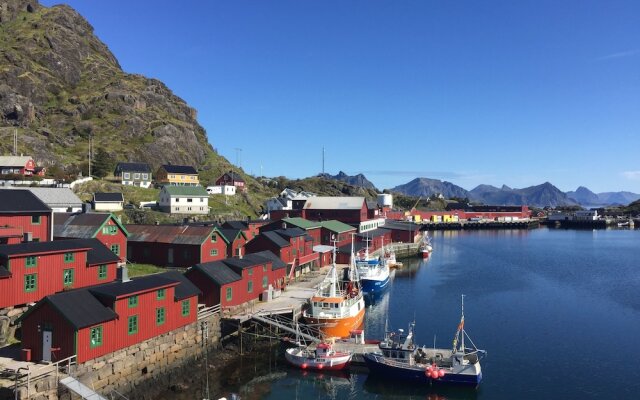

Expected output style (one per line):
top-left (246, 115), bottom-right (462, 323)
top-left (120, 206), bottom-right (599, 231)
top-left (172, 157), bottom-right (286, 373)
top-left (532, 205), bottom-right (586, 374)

top-left (354, 237), bottom-right (390, 294)
top-left (363, 296), bottom-right (486, 387)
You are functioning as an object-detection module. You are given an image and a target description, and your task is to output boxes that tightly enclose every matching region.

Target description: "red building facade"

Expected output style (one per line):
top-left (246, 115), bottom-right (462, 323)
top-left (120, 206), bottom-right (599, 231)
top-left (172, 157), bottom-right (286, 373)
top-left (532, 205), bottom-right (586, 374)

top-left (126, 225), bottom-right (227, 268)
top-left (20, 272), bottom-right (200, 363)
top-left (185, 251), bottom-right (286, 309)
top-left (0, 239), bottom-right (120, 308)
top-left (54, 213), bottom-right (128, 262)
top-left (0, 189), bottom-right (53, 242)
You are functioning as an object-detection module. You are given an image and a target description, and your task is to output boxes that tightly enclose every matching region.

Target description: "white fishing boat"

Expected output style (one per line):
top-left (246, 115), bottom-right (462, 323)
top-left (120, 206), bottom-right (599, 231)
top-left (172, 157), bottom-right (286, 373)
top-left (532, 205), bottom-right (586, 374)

top-left (285, 342), bottom-right (352, 371)
top-left (420, 234), bottom-right (433, 259)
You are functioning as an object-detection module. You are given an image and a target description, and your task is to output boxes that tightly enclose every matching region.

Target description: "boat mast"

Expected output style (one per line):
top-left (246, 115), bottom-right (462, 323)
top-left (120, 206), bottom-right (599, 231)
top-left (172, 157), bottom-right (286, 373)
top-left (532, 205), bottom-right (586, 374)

top-left (460, 294), bottom-right (465, 352)
top-left (330, 238), bottom-right (338, 297)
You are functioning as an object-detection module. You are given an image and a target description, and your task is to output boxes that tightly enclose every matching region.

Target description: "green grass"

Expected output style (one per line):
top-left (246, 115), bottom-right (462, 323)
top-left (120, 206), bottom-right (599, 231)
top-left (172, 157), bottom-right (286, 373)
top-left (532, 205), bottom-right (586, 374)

top-left (127, 263), bottom-right (166, 277)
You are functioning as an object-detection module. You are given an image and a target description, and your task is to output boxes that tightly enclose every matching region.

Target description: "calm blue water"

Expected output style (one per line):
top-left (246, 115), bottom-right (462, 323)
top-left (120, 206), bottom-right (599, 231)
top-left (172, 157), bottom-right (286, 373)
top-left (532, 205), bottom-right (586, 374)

top-left (188, 228), bottom-right (640, 399)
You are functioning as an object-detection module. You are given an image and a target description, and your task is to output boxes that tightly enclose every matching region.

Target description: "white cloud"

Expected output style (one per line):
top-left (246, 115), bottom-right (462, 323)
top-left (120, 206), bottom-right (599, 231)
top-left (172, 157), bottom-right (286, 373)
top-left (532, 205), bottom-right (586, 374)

top-left (622, 171), bottom-right (640, 180)
top-left (596, 49), bottom-right (639, 61)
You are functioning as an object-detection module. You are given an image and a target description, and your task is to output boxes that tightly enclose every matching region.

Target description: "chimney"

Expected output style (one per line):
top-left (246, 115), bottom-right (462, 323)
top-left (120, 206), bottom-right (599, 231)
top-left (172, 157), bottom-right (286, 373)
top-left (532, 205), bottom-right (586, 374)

top-left (282, 222), bottom-right (287, 230)
top-left (117, 265), bottom-right (131, 282)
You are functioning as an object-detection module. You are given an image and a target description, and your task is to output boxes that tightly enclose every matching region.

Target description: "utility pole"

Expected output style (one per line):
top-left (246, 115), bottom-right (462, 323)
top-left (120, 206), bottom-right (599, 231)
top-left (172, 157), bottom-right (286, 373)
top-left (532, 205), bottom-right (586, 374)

top-left (234, 148), bottom-right (242, 168)
top-left (88, 135), bottom-right (92, 177)
top-left (14, 129), bottom-right (17, 156)
top-left (322, 146), bottom-right (325, 175)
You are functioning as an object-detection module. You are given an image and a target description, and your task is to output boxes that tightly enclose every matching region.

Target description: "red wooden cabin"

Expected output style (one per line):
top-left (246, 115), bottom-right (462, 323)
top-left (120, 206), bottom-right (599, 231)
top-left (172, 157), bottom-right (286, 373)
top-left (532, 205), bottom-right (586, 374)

top-left (185, 251), bottom-right (286, 309)
top-left (126, 224), bottom-right (227, 267)
top-left (54, 212), bottom-right (129, 262)
top-left (0, 189), bottom-right (53, 242)
top-left (19, 271), bottom-right (200, 363)
top-left (0, 239), bottom-right (120, 308)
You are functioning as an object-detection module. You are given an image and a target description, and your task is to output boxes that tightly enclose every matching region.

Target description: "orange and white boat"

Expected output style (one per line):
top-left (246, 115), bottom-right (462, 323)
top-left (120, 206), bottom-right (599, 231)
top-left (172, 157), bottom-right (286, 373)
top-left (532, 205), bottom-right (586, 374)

top-left (303, 246), bottom-right (365, 338)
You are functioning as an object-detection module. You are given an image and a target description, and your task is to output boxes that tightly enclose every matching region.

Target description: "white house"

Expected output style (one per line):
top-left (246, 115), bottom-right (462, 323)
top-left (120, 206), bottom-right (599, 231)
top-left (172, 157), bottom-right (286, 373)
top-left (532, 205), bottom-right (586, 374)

top-left (574, 210), bottom-right (599, 221)
top-left (93, 192), bottom-right (124, 212)
top-left (159, 186), bottom-right (209, 215)
top-left (206, 185), bottom-right (236, 196)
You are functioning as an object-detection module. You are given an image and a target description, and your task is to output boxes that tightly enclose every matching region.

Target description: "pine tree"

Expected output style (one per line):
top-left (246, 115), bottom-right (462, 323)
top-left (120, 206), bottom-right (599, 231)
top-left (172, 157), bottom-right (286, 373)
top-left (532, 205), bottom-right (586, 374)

top-left (92, 148), bottom-right (114, 178)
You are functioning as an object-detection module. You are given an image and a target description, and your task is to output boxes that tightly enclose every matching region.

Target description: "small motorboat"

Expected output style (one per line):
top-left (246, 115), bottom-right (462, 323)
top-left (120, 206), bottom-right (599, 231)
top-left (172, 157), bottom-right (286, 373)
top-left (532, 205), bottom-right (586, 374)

top-left (285, 342), bottom-right (352, 371)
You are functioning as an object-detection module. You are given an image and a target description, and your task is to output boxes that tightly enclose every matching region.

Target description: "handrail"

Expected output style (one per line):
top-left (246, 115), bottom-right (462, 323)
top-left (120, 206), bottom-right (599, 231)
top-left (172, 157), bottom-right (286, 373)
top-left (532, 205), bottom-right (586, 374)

top-left (14, 354), bottom-right (77, 398)
top-left (197, 304), bottom-right (221, 320)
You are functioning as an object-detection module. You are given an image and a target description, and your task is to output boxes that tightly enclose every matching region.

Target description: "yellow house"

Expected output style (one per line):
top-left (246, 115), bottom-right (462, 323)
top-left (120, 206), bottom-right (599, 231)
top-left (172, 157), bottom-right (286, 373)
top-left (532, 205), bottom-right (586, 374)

top-left (156, 164), bottom-right (199, 186)
top-left (443, 214), bottom-right (459, 223)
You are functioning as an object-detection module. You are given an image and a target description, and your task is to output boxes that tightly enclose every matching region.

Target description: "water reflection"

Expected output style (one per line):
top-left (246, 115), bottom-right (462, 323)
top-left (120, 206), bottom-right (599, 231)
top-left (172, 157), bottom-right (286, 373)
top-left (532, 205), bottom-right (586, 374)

top-left (364, 375), bottom-right (480, 400)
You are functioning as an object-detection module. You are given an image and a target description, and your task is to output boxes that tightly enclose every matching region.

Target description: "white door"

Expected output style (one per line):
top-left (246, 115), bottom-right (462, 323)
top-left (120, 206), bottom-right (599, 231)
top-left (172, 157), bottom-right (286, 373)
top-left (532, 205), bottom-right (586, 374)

top-left (42, 331), bottom-right (52, 362)
top-left (168, 248), bottom-right (174, 264)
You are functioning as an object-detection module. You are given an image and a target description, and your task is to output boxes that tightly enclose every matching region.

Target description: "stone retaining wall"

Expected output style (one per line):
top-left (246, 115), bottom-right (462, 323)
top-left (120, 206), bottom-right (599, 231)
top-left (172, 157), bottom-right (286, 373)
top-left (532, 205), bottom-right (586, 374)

top-left (0, 306), bottom-right (29, 347)
top-left (14, 314), bottom-right (221, 400)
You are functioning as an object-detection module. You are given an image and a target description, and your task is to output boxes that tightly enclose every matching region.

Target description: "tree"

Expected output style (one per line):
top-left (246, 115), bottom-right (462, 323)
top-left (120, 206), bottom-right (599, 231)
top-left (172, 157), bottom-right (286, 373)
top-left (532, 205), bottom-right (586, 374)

top-left (92, 148), bottom-right (114, 178)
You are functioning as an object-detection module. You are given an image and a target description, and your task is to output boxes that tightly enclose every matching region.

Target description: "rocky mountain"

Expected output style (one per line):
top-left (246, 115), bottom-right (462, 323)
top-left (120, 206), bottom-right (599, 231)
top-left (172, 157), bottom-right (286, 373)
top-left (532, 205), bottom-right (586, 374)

top-left (596, 191), bottom-right (640, 206)
top-left (318, 171), bottom-right (377, 190)
top-left (469, 182), bottom-right (576, 207)
top-left (0, 0), bottom-right (223, 174)
top-left (566, 186), bottom-right (600, 205)
top-left (391, 178), bottom-right (469, 199)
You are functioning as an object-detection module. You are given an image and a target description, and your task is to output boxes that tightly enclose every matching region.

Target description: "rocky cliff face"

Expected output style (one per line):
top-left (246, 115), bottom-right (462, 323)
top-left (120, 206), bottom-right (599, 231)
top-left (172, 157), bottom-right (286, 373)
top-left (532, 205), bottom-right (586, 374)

top-left (0, 0), bottom-right (213, 170)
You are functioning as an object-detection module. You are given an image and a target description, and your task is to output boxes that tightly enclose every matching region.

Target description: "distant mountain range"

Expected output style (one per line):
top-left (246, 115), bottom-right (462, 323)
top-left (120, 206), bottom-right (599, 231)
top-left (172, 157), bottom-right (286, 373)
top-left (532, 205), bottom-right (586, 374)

top-left (316, 172), bottom-right (639, 208)
top-left (318, 171), bottom-right (377, 190)
top-left (566, 186), bottom-right (640, 206)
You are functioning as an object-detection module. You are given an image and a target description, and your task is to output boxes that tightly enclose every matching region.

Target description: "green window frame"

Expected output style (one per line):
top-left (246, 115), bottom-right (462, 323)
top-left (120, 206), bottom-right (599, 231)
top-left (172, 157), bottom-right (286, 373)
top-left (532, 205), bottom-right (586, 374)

top-left (181, 299), bottom-right (190, 317)
top-left (90, 325), bottom-right (103, 348)
top-left (248, 280), bottom-right (253, 293)
top-left (210, 249), bottom-right (218, 257)
top-left (24, 274), bottom-right (37, 292)
top-left (156, 307), bottom-right (166, 326)
top-left (128, 295), bottom-right (138, 308)
top-left (263, 264), bottom-right (267, 272)
top-left (98, 264), bottom-right (107, 280)
top-left (31, 215), bottom-right (41, 225)
top-left (292, 248), bottom-right (297, 256)
top-left (25, 256), bottom-right (37, 268)
top-left (63, 268), bottom-right (74, 286)
top-left (157, 289), bottom-right (166, 300)
top-left (64, 252), bottom-right (74, 263)
top-left (211, 234), bottom-right (217, 243)
top-left (248, 269), bottom-right (253, 276)
top-left (262, 276), bottom-right (268, 289)
top-left (110, 244), bottom-right (120, 256)
top-left (102, 226), bottom-right (118, 235)
top-left (127, 315), bottom-right (138, 335)
top-left (226, 287), bottom-right (232, 301)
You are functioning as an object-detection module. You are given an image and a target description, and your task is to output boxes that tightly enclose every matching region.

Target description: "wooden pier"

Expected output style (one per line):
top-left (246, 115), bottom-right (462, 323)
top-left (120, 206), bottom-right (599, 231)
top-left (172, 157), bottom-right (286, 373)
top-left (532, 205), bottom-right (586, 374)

top-left (420, 219), bottom-right (539, 231)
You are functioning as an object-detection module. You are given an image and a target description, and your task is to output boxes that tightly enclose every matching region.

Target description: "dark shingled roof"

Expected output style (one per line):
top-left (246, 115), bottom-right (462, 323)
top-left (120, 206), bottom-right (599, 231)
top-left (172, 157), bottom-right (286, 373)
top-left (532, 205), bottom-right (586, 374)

top-left (191, 261), bottom-right (241, 286)
top-left (0, 189), bottom-right (51, 213)
top-left (94, 192), bottom-right (124, 202)
top-left (161, 164), bottom-right (197, 174)
top-left (262, 231), bottom-right (291, 248)
top-left (218, 228), bottom-right (242, 244)
top-left (0, 239), bottom-right (93, 257)
top-left (221, 171), bottom-right (245, 182)
top-left (273, 227), bottom-right (307, 238)
top-left (222, 221), bottom-right (248, 230)
top-left (78, 239), bottom-right (121, 265)
top-left (89, 274), bottom-right (179, 299)
top-left (44, 290), bottom-right (117, 329)
top-left (155, 271), bottom-right (201, 300)
top-left (54, 213), bottom-right (111, 239)
top-left (0, 265), bottom-right (11, 278)
top-left (115, 162), bottom-right (151, 173)
top-left (247, 250), bottom-right (287, 270)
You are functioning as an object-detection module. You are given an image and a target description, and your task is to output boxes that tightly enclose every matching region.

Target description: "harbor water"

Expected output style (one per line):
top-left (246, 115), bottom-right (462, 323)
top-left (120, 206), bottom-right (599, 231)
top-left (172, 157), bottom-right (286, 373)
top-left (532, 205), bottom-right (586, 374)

top-left (167, 228), bottom-right (640, 399)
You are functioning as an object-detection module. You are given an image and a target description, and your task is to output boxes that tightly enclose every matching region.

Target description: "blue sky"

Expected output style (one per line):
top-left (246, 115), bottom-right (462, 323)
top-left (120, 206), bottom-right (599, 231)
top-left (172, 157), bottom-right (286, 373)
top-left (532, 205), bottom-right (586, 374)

top-left (41, 1), bottom-right (640, 193)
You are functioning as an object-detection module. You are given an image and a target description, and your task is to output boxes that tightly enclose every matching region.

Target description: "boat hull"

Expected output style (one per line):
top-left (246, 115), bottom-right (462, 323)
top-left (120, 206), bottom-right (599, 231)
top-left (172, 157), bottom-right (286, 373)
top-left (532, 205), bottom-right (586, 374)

top-left (304, 307), bottom-right (365, 339)
top-left (421, 251), bottom-right (431, 259)
top-left (363, 353), bottom-right (482, 387)
top-left (285, 348), bottom-right (352, 371)
top-left (360, 274), bottom-right (390, 293)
